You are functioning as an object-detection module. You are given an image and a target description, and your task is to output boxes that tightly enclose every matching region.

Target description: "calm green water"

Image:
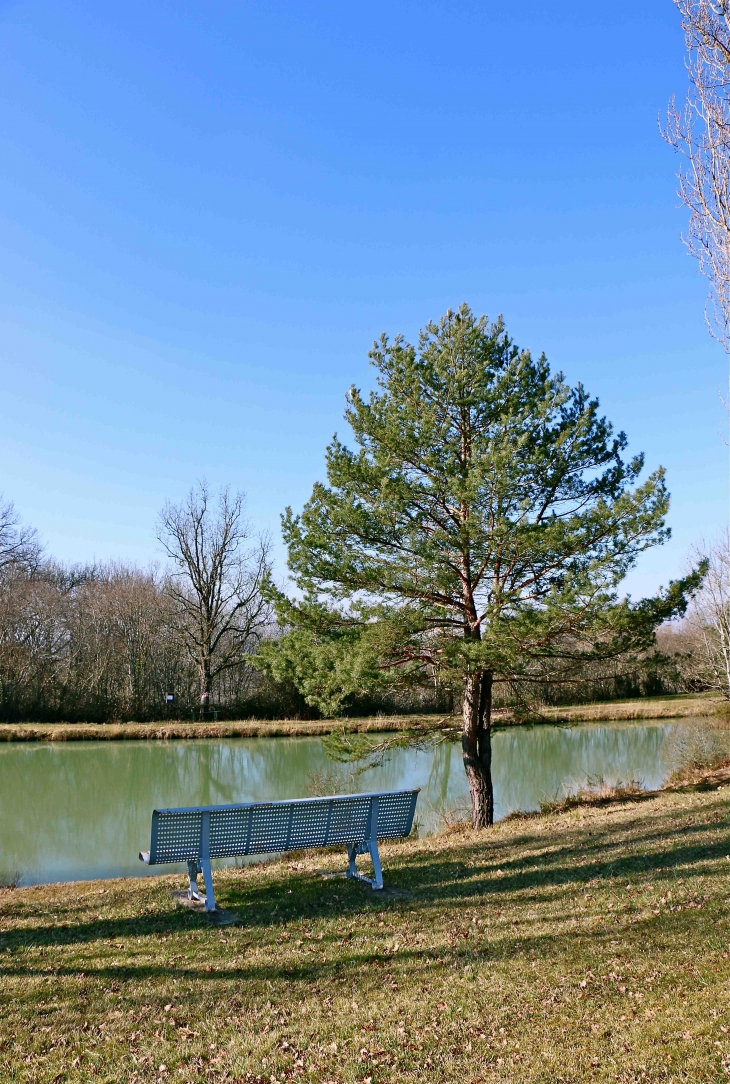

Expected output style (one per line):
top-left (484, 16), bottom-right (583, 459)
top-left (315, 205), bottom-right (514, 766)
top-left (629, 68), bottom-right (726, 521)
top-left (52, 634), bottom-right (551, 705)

top-left (0, 718), bottom-right (715, 886)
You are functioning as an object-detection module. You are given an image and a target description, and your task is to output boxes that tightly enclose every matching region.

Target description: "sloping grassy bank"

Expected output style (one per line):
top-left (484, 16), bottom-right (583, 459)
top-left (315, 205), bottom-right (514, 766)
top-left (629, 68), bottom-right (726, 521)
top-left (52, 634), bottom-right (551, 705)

top-left (539, 694), bottom-right (723, 724)
top-left (2, 782), bottom-right (730, 1082)
top-left (0, 695), bottom-right (721, 742)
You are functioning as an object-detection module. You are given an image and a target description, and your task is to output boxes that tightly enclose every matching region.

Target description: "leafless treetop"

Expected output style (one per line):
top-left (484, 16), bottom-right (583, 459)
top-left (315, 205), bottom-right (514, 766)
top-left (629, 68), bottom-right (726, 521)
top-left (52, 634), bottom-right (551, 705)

top-left (156, 482), bottom-right (272, 693)
top-left (665, 0), bottom-right (730, 347)
top-left (0, 496), bottom-right (42, 573)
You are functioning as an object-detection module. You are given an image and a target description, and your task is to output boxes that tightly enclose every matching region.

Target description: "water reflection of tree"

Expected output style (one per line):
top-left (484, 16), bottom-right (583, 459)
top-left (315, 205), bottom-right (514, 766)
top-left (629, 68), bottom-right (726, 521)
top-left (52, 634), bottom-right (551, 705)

top-left (428, 740), bottom-right (454, 808)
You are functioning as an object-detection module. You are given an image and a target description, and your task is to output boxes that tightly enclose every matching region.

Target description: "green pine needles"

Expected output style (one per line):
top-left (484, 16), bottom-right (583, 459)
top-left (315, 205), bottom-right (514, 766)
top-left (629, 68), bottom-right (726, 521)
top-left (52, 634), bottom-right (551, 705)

top-left (256, 305), bottom-right (704, 827)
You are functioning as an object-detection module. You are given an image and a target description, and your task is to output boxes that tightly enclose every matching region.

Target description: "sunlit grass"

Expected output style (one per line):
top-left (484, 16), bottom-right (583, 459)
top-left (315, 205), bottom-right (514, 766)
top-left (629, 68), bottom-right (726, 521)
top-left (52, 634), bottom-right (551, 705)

top-left (540, 695), bottom-right (723, 723)
top-left (2, 784), bottom-right (730, 1082)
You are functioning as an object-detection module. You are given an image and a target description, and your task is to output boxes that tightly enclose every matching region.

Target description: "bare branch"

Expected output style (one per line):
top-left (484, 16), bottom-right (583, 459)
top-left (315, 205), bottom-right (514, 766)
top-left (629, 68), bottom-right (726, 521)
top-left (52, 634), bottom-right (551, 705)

top-left (663, 0), bottom-right (730, 347)
top-left (0, 497), bottom-right (42, 574)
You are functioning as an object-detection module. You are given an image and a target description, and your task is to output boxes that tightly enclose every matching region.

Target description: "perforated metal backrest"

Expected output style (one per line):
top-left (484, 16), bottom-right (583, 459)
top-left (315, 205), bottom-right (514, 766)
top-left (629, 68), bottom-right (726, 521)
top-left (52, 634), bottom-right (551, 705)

top-left (147, 789), bottom-right (419, 865)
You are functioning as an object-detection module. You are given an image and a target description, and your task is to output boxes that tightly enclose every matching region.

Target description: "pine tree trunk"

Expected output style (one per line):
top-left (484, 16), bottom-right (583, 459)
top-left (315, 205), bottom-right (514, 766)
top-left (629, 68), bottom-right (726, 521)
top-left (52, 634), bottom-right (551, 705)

top-left (477, 670), bottom-right (494, 824)
top-left (462, 670), bottom-right (494, 828)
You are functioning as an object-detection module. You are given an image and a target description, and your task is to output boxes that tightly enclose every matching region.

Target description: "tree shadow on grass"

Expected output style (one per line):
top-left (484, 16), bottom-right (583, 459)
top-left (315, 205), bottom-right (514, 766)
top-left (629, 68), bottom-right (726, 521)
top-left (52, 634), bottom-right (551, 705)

top-left (1, 896), bottom-right (721, 991)
top-left (2, 799), bottom-right (728, 964)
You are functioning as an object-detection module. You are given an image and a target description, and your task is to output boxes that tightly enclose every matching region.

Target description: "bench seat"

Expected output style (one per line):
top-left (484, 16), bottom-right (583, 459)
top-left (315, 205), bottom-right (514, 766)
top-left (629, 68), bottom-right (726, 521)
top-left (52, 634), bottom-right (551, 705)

top-left (139, 789), bottom-right (419, 911)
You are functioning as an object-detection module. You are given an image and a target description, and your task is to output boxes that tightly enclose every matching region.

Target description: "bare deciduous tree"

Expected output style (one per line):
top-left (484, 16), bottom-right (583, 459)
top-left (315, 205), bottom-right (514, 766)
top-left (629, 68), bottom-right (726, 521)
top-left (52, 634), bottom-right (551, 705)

top-left (664, 1), bottom-right (730, 346)
top-left (68, 564), bottom-right (177, 718)
top-left (683, 534), bottom-right (730, 696)
top-left (157, 483), bottom-right (272, 706)
top-left (0, 491), bottom-right (278, 721)
top-left (0, 497), bottom-right (41, 573)
top-left (104, 565), bottom-right (168, 716)
top-left (0, 564), bottom-right (68, 713)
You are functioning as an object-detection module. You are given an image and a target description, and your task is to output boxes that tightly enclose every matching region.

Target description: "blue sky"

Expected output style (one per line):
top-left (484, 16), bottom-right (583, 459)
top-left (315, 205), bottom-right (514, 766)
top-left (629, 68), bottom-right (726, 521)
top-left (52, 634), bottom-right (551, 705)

top-left (0, 0), bottom-right (725, 596)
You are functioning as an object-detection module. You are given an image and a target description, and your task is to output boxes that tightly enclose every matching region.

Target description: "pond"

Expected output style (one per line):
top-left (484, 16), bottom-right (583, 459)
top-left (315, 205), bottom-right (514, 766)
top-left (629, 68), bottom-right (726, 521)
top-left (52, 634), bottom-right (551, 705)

top-left (0, 716), bottom-right (721, 886)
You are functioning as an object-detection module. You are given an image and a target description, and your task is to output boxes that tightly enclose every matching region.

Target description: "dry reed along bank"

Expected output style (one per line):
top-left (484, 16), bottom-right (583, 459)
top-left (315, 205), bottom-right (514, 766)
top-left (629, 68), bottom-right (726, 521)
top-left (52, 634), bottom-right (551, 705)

top-left (0, 715), bottom-right (446, 742)
top-left (2, 783), bottom-right (730, 1082)
top-left (0, 696), bottom-right (722, 743)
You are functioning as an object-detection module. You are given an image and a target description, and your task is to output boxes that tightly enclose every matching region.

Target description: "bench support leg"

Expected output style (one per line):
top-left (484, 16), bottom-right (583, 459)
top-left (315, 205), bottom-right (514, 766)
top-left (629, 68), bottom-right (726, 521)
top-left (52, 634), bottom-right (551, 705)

top-left (187, 860), bottom-right (205, 903)
top-left (366, 839), bottom-right (383, 890)
top-left (186, 859), bottom-right (216, 911)
top-left (345, 841), bottom-right (383, 890)
top-left (200, 858), bottom-right (216, 912)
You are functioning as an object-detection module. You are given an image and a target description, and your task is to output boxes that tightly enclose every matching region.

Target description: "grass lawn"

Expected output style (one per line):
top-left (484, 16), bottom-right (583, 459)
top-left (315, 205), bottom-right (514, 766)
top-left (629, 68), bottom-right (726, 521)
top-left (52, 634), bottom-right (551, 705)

top-left (2, 785), bottom-right (730, 1083)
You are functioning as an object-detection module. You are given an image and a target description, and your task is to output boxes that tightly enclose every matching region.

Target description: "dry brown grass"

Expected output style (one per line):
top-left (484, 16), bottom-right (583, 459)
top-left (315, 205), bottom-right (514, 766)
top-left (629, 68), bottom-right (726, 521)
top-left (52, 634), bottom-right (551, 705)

top-left (0, 714), bottom-right (447, 743)
top-left (539, 696), bottom-right (723, 724)
top-left (0, 696), bottom-right (723, 744)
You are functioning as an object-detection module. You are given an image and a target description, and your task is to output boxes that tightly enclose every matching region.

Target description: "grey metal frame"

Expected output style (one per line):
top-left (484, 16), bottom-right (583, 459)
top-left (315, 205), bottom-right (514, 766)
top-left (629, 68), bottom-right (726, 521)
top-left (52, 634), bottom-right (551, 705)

top-left (139, 789), bottom-right (419, 912)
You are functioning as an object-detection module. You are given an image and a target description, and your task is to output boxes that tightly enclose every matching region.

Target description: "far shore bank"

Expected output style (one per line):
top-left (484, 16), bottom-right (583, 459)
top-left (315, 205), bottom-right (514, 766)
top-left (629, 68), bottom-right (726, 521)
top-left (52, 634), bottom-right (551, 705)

top-left (0, 694), bottom-right (722, 743)
top-left (538, 694), bottom-right (724, 724)
top-left (0, 714), bottom-right (446, 743)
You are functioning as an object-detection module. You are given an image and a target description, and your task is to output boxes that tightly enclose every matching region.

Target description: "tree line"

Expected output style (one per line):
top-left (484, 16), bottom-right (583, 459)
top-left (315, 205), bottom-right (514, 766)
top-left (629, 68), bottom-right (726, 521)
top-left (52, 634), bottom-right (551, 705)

top-left (0, 484), bottom-right (445, 722)
top-left (0, 484), bottom-right (275, 721)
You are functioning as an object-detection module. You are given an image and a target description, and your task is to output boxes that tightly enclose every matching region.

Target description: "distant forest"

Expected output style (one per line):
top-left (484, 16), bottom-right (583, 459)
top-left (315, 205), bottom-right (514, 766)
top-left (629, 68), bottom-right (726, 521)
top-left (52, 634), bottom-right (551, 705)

top-left (0, 486), bottom-right (717, 723)
top-left (0, 486), bottom-right (449, 722)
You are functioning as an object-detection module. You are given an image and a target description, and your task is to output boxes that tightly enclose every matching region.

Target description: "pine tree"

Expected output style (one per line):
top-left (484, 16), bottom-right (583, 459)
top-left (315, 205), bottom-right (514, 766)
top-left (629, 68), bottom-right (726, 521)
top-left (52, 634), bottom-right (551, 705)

top-left (259, 306), bottom-right (702, 827)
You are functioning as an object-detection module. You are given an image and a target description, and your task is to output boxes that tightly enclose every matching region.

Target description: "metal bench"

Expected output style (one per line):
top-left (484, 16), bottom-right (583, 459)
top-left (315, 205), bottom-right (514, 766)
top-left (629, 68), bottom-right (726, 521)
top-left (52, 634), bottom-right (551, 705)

top-left (139, 788), bottom-right (419, 912)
